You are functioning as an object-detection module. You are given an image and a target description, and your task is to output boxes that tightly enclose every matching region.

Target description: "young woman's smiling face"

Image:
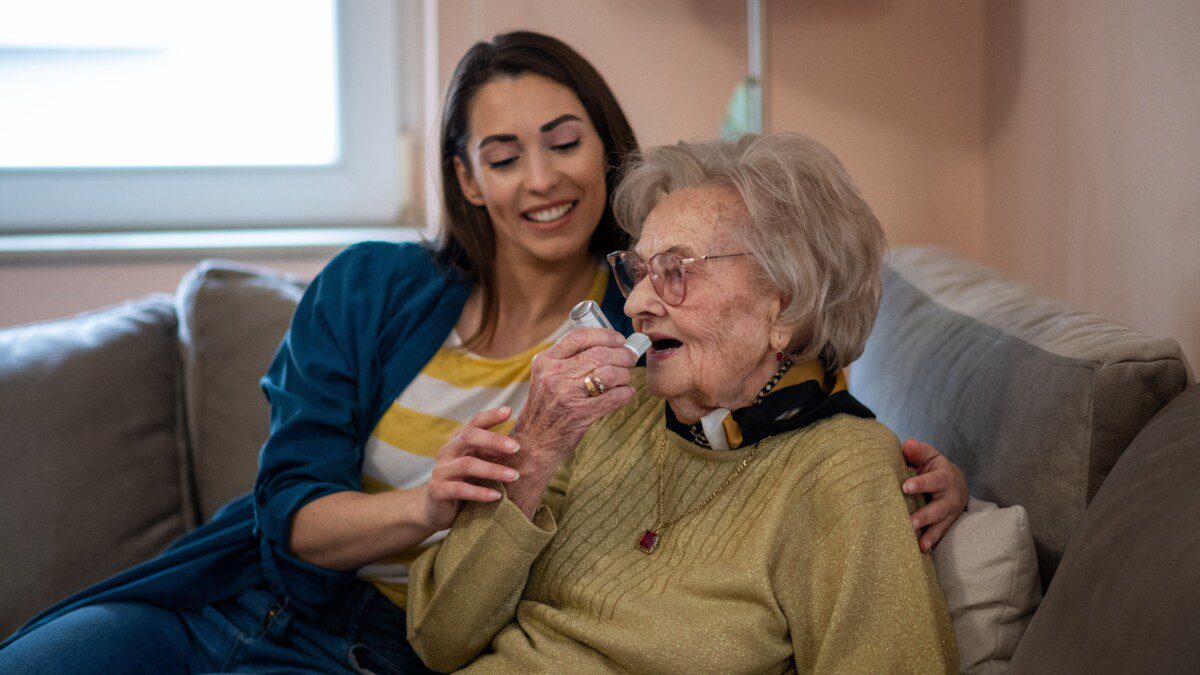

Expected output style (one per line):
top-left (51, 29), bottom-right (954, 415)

top-left (455, 73), bottom-right (608, 268)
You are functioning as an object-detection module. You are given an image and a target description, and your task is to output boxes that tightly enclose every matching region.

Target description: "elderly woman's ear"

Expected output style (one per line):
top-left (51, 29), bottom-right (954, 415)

top-left (765, 292), bottom-right (794, 352)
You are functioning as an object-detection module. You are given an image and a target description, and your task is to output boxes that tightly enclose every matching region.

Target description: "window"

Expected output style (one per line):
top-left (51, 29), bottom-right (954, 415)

top-left (0, 0), bottom-right (404, 231)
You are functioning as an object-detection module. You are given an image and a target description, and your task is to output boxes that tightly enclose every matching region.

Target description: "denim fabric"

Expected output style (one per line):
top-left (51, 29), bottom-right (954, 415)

top-left (0, 582), bottom-right (433, 674)
top-left (0, 602), bottom-right (194, 674)
top-left (329, 590), bottom-right (434, 675)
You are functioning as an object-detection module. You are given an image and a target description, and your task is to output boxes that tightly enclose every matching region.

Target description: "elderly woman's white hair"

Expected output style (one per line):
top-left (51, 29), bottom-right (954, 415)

top-left (613, 132), bottom-right (887, 373)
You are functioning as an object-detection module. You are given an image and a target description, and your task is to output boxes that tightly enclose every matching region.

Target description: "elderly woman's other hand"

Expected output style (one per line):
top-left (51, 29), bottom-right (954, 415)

top-left (506, 327), bottom-right (638, 517)
top-left (901, 439), bottom-right (969, 552)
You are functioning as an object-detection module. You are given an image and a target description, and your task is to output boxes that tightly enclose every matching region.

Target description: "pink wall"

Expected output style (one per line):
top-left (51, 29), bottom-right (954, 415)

top-left (983, 0), bottom-right (1200, 367)
top-left (435, 0), bottom-right (749, 147)
top-left (765, 0), bottom-right (987, 258)
top-left (433, 0), bottom-right (986, 257)
top-left (0, 256), bottom-right (330, 327)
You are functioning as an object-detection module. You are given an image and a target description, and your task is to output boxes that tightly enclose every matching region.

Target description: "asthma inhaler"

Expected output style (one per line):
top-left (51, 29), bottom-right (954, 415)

top-left (569, 300), bottom-right (614, 331)
top-left (569, 300), bottom-right (651, 359)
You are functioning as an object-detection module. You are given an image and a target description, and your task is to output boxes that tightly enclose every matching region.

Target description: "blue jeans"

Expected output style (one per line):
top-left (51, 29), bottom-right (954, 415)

top-left (0, 582), bottom-right (432, 674)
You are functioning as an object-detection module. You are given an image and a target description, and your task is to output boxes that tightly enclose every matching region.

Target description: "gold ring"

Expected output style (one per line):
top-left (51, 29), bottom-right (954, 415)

top-left (584, 373), bottom-right (606, 397)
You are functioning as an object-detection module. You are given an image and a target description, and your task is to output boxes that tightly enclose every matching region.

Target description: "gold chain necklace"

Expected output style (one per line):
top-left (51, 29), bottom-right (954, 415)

top-left (637, 433), bottom-right (761, 554)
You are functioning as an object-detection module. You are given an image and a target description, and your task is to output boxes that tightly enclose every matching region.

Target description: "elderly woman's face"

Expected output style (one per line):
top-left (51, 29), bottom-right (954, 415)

top-left (624, 185), bottom-right (786, 421)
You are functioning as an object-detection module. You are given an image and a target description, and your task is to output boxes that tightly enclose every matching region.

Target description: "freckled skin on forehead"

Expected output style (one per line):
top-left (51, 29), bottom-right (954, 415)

top-left (635, 185), bottom-right (747, 258)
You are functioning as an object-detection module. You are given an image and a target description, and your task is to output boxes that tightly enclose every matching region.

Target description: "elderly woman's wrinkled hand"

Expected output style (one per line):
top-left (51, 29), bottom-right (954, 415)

top-left (505, 327), bottom-right (638, 514)
top-left (422, 406), bottom-right (523, 531)
top-left (517, 327), bottom-right (638, 461)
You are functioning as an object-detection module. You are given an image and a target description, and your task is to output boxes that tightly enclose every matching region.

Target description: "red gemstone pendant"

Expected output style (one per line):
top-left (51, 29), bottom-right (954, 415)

top-left (637, 530), bottom-right (660, 554)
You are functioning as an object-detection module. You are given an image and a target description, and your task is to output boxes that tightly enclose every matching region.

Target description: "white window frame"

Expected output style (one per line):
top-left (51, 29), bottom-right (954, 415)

top-left (0, 0), bottom-right (405, 233)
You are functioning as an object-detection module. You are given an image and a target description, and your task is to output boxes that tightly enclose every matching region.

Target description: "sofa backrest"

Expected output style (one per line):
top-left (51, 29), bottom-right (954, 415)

top-left (850, 246), bottom-right (1188, 586)
top-left (175, 260), bottom-right (307, 521)
top-left (0, 295), bottom-right (194, 636)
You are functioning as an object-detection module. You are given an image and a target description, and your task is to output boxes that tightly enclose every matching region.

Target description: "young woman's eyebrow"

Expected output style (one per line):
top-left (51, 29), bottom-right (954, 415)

top-left (477, 134), bottom-right (518, 150)
top-left (477, 115), bottom-right (581, 150)
top-left (540, 114), bottom-right (582, 133)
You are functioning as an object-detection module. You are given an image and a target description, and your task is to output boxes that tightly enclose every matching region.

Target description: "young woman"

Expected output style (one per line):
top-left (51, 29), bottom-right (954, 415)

top-left (0, 32), bottom-right (967, 674)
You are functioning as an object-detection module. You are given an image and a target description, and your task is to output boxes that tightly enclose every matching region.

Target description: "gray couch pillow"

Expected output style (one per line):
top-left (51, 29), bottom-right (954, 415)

top-left (175, 259), bottom-right (306, 521)
top-left (1009, 384), bottom-right (1200, 672)
top-left (850, 247), bottom-right (1188, 586)
top-left (0, 295), bottom-right (191, 636)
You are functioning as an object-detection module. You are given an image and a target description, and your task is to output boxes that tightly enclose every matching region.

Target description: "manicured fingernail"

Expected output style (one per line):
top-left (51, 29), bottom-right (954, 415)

top-left (504, 470), bottom-right (519, 481)
top-left (911, 517), bottom-right (920, 530)
top-left (500, 406), bottom-right (511, 415)
top-left (488, 490), bottom-right (502, 501)
top-left (505, 440), bottom-right (519, 452)
top-left (902, 481), bottom-right (914, 494)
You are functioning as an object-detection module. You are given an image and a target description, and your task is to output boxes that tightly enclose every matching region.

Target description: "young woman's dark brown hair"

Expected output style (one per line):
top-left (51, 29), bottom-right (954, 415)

top-left (437, 31), bottom-right (638, 346)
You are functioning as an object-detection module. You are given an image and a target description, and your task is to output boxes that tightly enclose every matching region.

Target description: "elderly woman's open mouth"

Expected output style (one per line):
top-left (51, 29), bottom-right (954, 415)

top-left (647, 333), bottom-right (683, 359)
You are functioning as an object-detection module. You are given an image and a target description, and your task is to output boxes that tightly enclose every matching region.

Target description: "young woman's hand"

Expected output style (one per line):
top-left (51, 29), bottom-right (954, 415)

top-left (901, 439), bottom-right (969, 552)
top-left (422, 406), bottom-right (523, 531)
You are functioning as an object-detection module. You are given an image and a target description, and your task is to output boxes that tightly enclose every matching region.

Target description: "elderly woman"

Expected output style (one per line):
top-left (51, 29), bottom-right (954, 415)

top-left (405, 133), bottom-right (957, 673)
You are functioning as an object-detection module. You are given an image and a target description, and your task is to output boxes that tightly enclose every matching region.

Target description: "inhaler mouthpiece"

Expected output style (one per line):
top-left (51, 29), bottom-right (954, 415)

top-left (623, 333), bottom-right (651, 359)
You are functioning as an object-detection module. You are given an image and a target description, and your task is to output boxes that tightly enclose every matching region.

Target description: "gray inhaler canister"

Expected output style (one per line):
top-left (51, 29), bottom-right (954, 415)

top-left (569, 300), bottom-right (651, 360)
top-left (569, 300), bottom-right (614, 331)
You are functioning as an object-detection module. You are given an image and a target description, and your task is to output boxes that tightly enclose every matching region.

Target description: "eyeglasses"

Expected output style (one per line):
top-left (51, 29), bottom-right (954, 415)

top-left (606, 250), bottom-right (751, 306)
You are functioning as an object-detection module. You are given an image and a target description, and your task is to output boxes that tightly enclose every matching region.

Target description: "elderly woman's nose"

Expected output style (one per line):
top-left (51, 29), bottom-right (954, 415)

top-left (522, 149), bottom-right (560, 194)
top-left (623, 273), bottom-right (663, 319)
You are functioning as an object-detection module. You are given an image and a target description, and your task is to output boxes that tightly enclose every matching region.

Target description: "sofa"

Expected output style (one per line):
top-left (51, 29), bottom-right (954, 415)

top-left (1, 246), bottom-right (1196, 672)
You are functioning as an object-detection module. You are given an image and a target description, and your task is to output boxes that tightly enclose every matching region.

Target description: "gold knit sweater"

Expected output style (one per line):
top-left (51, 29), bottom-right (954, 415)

top-left (407, 369), bottom-right (957, 673)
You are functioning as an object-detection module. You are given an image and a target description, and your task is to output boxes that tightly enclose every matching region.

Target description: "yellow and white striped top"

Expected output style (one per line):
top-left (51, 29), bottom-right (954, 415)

top-left (356, 265), bottom-right (609, 608)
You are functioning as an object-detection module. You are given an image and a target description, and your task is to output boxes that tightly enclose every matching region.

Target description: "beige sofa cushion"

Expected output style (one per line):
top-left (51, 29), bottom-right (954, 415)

top-left (851, 247), bottom-right (1187, 585)
top-left (1009, 384), bottom-right (1200, 672)
top-left (175, 260), bottom-right (306, 521)
top-left (932, 498), bottom-right (1042, 673)
top-left (0, 295), bottom-right (191, 636)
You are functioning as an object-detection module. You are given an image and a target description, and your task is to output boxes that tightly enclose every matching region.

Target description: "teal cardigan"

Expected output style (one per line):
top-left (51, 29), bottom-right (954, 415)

top-left (5, 241), bottom-right (634, 644)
